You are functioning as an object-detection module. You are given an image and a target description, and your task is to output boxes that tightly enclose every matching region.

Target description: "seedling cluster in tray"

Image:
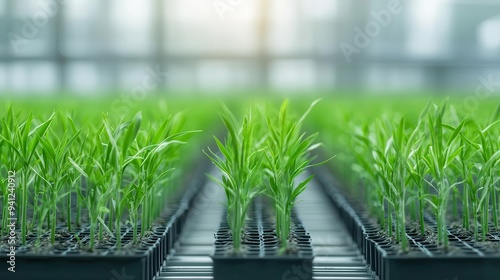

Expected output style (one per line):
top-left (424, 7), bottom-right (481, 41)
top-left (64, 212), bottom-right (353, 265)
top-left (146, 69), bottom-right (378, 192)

top-left (212, 197), bottom-right (314, 280)
top-left (6, 96), bottom-right (500, 280)
top-left (314, 100), bottom-right (500, 279)
top-left (0, 104), bottom-right (203, 279)
top-left (206, 100), bottom-right (324, 279)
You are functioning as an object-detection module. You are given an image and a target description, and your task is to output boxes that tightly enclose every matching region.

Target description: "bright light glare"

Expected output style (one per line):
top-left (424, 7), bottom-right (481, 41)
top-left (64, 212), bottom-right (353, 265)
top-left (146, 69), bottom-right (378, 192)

top-left (111, 0), bottom-right (151, 23)
top-left (478, 16), bottom-right (500, 51)
top-left (406, 0), bottom-right (451, 57)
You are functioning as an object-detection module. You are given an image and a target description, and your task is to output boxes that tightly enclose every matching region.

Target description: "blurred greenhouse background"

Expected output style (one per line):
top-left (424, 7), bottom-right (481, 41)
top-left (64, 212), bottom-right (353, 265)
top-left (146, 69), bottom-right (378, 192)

top-left (0, 0), bottom-right (499, 95)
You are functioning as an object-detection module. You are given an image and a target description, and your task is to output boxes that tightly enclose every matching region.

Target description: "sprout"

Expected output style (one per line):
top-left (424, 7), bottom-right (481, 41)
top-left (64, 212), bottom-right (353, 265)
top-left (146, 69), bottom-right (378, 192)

top-left (263, 100), bottom-right (323, 251)
top-left (205, 104), bottom-right (266, 252)
top-left (320, 100), bottom-right (500, 251)
top-left (0, 104), bottom-right (198, 251)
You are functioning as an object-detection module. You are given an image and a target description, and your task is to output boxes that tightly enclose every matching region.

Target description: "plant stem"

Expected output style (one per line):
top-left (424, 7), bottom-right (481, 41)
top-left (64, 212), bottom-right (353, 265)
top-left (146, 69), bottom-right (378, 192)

top-left (482, 196), bottom-right (489, 241)
top-left (452, 190), bottom-right (458, 220)
top-left (99, 217), bottom-right (103, 241)
top-left (116, 217), bottom-right (121, 249)
top-left (67, 185), bottom-right (72, 231)
top-left (492, 190), bottom-right (498, 229)
top-left (463, 188), bottom-right (469, 231)
top-left (419, 190), bottom-right (426, 235)
top-left (132, 212), bottom-right (138, 244)
top-left (399, 201), bottom-right (408, 251)
top-left (279, 209), bottom-right (290, 247)
top-left (387, 204), bottom-right (393, 237)
top-left (51, 192), bottom-right (57, 244)
top-left (90, 217), bottom-right (96, 251)
top-left (231, 200), bottom-right (242, 251)
top-left (472, 200), bottom-right (479, 241)
top-left (20, 171), bottom-right (27, 245)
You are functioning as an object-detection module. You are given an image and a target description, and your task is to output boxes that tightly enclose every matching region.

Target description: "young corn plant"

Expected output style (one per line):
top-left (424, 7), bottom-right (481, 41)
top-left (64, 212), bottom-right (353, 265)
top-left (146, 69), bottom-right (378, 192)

top-left (351, 116), bottom-right (413, 251)
top-left (34, 116), bottom-right (82, 244)
top-left (126, 114), bottom-right (196, 243)
top-left (389, 115), bottom-right (430, 252)
top-left (370, 117), bottom-right (397, 239)
top-left (0, 110), bottom-right (55, 244)
top-left (0, 101), bottom-right (200, 253)
top-left (315, 99), bottom-right (500, 250)
top-left (453, 132), bottom-right (477, 233)
top-left (351, 123), bottom-right (387, 229)
top-left (101, 113), bottom-right (142, 249)
top-left (421, 103), bottom-right (465, 249)
top-left (402, 103), bottom-right (432, 237)
top-left (70, 122), bottom-right (114, 251)
top-left (205, 104), bottom-right (266, 253)
top-left (461, 119), bottom-right (500, 241)
top-left (263, 100), bottom-right (323, 251)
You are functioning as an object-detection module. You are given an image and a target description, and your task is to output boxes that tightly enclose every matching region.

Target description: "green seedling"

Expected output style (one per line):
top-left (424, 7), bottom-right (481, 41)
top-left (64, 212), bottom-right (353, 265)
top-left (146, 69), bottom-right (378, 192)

top-left (263, 100), bottom-right (324, 251)
top-left (205, 104), bottom-right (266, 252)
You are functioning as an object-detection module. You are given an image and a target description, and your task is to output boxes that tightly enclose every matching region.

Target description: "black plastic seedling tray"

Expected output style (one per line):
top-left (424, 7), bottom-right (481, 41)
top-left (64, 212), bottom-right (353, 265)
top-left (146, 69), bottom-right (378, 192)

top-left (314, 165), bottom-right (500, 280)
top-left (212, 198), bottom-right (314, 280)
top-left (0, 160), bottom-right (208, 280)
top-left (362, 225), bottom-right (500, 280)
top-left (0, 211), bottom-right (180, 280)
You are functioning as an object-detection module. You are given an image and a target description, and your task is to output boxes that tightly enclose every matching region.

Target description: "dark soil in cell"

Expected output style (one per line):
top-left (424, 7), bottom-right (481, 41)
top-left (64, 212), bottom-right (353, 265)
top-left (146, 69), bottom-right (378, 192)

top-left (212, 197), bottom-right (314, 280)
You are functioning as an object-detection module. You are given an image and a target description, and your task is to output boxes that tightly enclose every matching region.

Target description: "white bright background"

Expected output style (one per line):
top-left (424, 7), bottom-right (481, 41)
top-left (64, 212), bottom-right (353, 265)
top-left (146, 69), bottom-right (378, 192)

top-left (0, 0), bottom-right (499, 95)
